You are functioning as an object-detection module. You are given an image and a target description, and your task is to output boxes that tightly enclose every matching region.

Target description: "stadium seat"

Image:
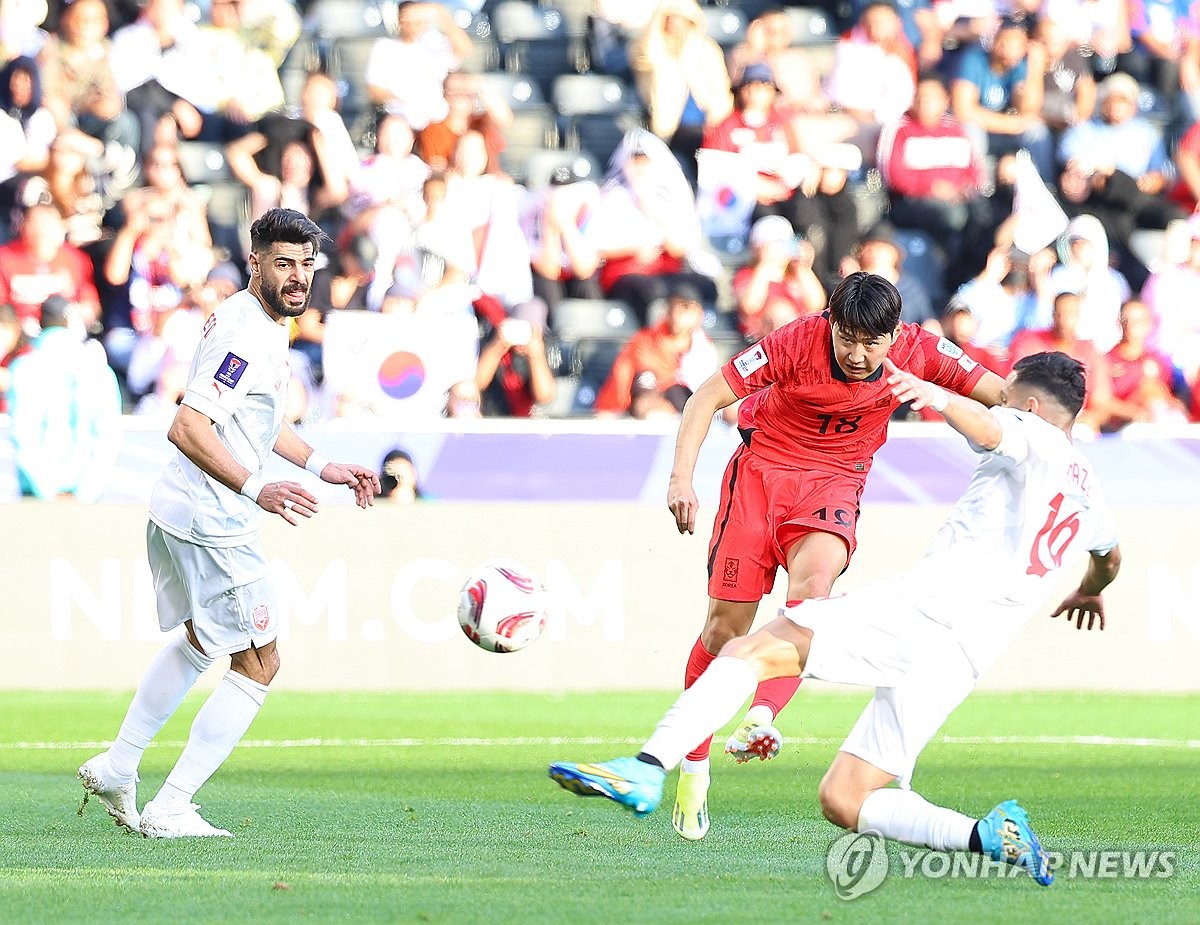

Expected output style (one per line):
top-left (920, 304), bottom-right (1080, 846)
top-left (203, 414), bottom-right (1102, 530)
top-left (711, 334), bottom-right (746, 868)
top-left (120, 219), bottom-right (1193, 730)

top-left (568, 111), bottom-right (645, 172)
top-left (329, 35), bottom-right (379, 128)
top-left (522, 148), bottom-right (602, 188)
top-left (702, 6), bottom-right (748, 49)
top-left (476, 72), bottom-right (546, 111)
top-left (567, 336), bottom-right (626, 411)
top-left (785, 6), bottom-right (835, 45)
top-left (303, 0), bottom-right (389, 40)
top-left (176, 141), bottom-right (231, 185)
top-left (541, 375), bottom-right (581, 417)
top-left (551, 73), bottom-right (638, 117)
top-left (551, 298), bottom-right (637, 340)
top-left (497, 107), bottom-right (559, 182)
top-left (493, 1), bottom-right (581, 99)
top-left (456, 11), bottom-right (500, 74)
top-left (540, 0), bottom-right (591, 36)
top-left (893, 228), bottom-right (948, 308)
top-left (197, 180), bottom-right (251, 264)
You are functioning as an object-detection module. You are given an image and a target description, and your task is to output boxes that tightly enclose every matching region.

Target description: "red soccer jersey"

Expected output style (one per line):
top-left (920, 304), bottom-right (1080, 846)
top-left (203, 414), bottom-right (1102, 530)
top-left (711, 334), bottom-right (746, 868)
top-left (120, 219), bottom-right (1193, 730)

top-left (724, 314), bottom-right (988, 474)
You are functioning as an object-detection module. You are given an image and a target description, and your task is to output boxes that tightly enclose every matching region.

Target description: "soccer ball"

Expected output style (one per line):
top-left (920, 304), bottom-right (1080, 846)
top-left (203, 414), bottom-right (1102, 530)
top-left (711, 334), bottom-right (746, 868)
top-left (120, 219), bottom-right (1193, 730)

top-left (457, 559), bottom-right (549, 653)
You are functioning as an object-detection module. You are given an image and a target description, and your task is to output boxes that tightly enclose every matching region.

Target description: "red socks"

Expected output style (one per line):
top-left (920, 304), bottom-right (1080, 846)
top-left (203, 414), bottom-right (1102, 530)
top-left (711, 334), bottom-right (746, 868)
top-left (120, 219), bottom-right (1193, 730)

top-left (684, 636), bottom-right (717, 761)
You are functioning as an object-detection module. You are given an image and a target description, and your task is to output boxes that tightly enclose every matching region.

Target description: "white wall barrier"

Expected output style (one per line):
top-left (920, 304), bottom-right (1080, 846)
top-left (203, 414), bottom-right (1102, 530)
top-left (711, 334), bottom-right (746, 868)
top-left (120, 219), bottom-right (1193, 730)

top-left (3, 502), bottom-right (1197, 692)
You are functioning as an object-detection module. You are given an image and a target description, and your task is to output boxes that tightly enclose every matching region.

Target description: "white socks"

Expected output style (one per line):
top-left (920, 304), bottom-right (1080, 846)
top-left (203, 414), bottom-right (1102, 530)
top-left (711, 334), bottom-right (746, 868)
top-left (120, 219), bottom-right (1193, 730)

top-left (154, 670), bottom-right (269, 809)
top-left (107, 632), bottom-right (214, 779)
top-left (744, 704), bottom-right (775, 725)
top-left (642, 657), bottom-right (758, 770)
top-left (857, 788), bottom-right (977, 852)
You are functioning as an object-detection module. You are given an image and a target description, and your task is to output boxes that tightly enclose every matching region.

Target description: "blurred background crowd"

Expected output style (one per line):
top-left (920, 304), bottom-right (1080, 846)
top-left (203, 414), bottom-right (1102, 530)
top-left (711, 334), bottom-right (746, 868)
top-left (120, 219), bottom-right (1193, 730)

top-left (4, 0), bottom-right (1200, 499)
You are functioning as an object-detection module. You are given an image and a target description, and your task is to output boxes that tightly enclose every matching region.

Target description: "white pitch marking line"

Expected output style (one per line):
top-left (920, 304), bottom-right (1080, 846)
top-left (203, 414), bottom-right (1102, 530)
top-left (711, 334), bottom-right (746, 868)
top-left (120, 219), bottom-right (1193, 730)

top-left (4, 734), bottom-right (1200, 751)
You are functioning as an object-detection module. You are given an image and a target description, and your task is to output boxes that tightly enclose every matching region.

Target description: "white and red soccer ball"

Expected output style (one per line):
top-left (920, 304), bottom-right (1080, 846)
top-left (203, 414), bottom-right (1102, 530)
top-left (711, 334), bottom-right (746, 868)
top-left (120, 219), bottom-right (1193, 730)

top-left (457, 559), bottom-right (549, 653)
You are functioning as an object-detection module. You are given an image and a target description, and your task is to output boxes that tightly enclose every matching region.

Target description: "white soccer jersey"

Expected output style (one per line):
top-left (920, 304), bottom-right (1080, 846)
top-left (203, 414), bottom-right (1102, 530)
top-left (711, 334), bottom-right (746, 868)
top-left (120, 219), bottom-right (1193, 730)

top-left (905, 407), bottom-right (1119, 674)
top-left (149, 290), bottom-right (291, 547)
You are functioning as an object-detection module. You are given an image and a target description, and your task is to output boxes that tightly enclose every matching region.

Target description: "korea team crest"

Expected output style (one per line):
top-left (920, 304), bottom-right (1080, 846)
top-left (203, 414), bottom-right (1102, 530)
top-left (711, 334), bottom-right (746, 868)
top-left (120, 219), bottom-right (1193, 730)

top-left (252, 603), bottom-right (271, 632)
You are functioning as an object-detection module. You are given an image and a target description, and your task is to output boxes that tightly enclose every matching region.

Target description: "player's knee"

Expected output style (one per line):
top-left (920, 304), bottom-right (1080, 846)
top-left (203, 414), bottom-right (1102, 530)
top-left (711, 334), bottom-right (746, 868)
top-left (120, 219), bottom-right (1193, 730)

top-left (701, 605), bottom-right (755, 650)
top-left (817, 773), bottom-right (861, 830)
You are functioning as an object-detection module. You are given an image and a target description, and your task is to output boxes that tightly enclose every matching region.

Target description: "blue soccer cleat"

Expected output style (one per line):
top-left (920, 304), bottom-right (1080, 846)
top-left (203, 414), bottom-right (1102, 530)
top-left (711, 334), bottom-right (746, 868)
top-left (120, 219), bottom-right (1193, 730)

top-left (977, 799), bottom-right (1054, 886)
top-left (548, 757), bottom-right (666, 816)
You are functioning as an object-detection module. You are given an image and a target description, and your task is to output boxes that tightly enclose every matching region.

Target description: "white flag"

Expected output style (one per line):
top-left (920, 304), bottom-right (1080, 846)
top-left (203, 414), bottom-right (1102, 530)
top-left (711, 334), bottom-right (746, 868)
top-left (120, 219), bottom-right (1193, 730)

top-left (1011, 149), bottom-right (1069, 255)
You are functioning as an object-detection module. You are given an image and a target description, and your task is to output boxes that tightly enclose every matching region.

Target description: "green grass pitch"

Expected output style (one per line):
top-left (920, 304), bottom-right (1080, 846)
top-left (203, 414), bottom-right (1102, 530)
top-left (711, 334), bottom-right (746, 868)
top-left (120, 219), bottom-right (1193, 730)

top-left (1, 691), bottom-right (1196, 924)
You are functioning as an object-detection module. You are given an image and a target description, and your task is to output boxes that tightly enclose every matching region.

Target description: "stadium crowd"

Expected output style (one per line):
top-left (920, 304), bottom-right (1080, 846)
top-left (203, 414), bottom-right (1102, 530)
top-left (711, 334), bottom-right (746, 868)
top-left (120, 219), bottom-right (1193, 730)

top-left (3, 0), bottom-right (1200, 497)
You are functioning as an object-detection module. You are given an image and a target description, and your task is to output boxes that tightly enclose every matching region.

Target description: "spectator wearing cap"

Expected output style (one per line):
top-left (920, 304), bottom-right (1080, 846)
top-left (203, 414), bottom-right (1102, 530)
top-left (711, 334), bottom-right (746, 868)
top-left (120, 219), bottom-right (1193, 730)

top-left (878, 72), bottom-right (985, 265)
top-left (1140, 215), bottom-right (1200, 382)
top-left (629, 0), bottom-right (733, 187)
top-left (731, 214), bottom-right (825, 338)
top-left (365, 0), bottom-right (473, 132)
top-left (701, 63), bottom-right (809, 229)
top-left (824, 1), bottom-right (918, 163)
top-left (7, 294), bottom-right (122, 499)
top-left (951, 17), bottom-right (1054, 182)
top-left (475, 300), bottom-right (557, 417)
top-left (520, 158), bottom-right (603, 315)
top-left (594, 282), bottom-right (718, 418)
top-left (0, 202), bottom-right (102, 337)
top-left (1058, 73), bottom-right (1173, 198)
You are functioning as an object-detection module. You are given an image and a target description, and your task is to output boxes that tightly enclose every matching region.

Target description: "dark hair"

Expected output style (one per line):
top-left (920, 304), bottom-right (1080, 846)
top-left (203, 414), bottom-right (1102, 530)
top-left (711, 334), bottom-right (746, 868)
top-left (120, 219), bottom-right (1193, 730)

top-left (827, 272), bottom-right (902, 338)
top-left (1010, 351), bottom-right (1086, 418)
top-left (249, 208), bottom-right (324, 257)
top-left (378, 449), bottom-right (424, 498)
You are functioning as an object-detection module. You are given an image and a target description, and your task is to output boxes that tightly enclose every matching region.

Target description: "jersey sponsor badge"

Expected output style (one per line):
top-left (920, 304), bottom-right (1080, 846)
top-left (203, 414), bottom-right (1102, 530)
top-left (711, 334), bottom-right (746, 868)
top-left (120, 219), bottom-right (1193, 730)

top-left (936, 337), bottom-right (963, 359)
top-left (215, 352), bottom-right (249, 389)
top-left (957, 353), bottom-right (978, 372)
top-left (252, 603), bottom-right (271, 632)
top-left (732, 343), bottom-right (769, 378)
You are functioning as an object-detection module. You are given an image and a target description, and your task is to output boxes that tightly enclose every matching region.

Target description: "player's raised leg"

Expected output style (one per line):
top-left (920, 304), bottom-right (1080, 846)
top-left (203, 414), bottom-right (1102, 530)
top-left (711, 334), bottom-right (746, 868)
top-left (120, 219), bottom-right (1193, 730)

top-left (552, 617), bottom-right (810, 820)
top-left (675, 598), bottom-right (758, 840)
top-left (726, 531), bottom-right (848, 764)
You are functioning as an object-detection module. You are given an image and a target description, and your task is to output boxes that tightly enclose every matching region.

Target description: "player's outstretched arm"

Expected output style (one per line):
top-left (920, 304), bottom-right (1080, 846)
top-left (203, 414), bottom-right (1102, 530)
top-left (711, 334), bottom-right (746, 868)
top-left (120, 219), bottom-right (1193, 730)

top-left (883, 358), bottom-right (1003, 450)
top-left (169, 405), bottom-right (319, 525)
top-left (272, 424), bottom-right (382, 510)
top-left (668, 372), bottom-right (739, 535)
top-left (1050, 546), bottom-right (1121, 631)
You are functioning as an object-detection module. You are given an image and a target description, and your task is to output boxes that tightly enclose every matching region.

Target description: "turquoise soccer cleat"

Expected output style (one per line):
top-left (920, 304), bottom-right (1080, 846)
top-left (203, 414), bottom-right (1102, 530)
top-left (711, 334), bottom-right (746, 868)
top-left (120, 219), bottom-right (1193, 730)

top-left (977, 799), bottom-right (1054, 886)
top-left (548, 757), bottom-right (666, 816)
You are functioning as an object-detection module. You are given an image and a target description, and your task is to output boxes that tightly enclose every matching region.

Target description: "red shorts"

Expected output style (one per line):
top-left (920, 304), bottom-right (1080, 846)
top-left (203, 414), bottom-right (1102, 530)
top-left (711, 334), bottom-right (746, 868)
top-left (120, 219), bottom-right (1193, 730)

top-left (706, 445), bottom-right (864, 602)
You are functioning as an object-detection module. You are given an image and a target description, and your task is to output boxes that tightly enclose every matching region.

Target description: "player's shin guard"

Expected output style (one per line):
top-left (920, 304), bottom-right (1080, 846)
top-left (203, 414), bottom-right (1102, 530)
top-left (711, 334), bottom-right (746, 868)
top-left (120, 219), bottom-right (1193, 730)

top-left (683, 636), bottom-right (718, 762)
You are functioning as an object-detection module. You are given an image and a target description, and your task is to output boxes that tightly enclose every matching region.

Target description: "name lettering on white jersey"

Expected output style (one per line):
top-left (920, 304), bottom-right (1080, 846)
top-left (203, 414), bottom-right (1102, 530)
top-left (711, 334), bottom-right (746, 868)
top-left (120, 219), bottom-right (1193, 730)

top-left (733, 344), bottom-right (769, 378)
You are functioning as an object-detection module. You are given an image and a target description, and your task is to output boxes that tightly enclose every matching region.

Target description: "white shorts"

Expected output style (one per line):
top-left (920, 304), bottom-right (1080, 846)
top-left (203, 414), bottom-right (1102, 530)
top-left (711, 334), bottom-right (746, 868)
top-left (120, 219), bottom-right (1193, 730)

top-left (146, 522), bottom-right (280, 658)
top-left (784, 581), bottom-right (977, 789)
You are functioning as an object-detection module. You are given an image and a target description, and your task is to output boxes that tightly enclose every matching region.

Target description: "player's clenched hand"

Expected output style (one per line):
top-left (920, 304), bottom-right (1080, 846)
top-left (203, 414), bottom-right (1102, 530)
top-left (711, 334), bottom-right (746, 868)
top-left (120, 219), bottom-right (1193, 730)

top-left (1050, 589), bottom-right (1106, 631)
top-left (668, 478), bottom-right (699, 535)
top-left (320, 462), bottom-right (382, 509)
top-left (257, 481), bottom-right (319, 525)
